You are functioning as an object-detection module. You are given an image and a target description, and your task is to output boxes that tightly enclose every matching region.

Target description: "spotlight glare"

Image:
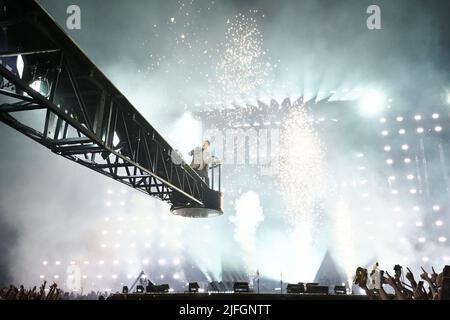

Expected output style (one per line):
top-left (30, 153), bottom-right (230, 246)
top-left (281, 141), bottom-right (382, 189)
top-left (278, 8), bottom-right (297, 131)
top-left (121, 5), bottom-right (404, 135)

top-left (410, 188), bottom-right (417, 194)
top-left (407, 174), bottom-right (415, 180)
top-left (415, 221), bottom-right (423, 227)
top-left (404, 158), bottom-right (411, 164)
top-left (401, 144), bottom-right (409, 151)
top-left (422, 257), bottom-right (429, 262)
top-left (379, 117), bottom-right (387, 124)
top-left (414, 115), bottom-right (422, 121)
top-left (384, 145), bottom-right (391, 151)
top-left (396, 116), bottom-right (403, 122)
top-left (432, 113), bottom-right (440, 119)
top-left (418, 237), bottom-right (426, 243)
top-left (381, 130), bottom-right (389, 136)
top-left (399, 129), bottom-right (406, 135)
top-left (417, 127), bottom-right (424, 133)
top-left (438, 236), bottom-right (447, 242)
top-left (360, 90), bottom-right (386, 116)
top-left (435, 220), bottom-right (443, 226)
top-left (433, 205), bottom-right (440, 211)
top-left (386, 159), bottom-right (394, 165)
top-left (435, 126), bottom-right (442, 132)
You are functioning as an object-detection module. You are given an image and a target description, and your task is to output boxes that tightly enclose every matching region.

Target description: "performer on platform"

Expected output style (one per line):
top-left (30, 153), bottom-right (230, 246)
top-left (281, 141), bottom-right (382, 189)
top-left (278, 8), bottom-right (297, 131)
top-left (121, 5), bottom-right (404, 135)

top-left (189, 140), bottom-right (212, 186)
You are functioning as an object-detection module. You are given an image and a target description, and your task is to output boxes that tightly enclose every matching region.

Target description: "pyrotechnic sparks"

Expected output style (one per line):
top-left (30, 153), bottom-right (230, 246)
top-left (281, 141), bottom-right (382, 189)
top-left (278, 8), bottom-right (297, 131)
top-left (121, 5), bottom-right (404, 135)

top-left (276, 106), bottom-right (327, 227)
top-left (229, 191), bottom-right (264, 272)
top-left (333, 199), bottom-right (356, 289)
top-left (215, 13), bottom-right (272, 101)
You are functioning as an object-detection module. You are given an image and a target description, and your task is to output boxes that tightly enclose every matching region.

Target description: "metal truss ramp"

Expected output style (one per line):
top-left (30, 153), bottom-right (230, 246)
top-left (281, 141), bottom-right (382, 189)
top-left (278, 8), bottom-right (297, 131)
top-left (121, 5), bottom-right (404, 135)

top-left (0, 0), bottom-right (223, 217)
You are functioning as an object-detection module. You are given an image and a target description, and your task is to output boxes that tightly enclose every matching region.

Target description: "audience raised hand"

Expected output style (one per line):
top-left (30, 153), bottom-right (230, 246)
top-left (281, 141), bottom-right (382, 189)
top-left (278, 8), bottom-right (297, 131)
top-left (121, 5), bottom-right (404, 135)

top-left (355, 264), bottom-right (448, 300)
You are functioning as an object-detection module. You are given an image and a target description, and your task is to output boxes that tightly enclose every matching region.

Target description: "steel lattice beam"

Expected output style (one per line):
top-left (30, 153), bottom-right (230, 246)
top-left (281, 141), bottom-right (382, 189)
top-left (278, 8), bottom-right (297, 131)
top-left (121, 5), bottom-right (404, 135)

top-left (0, 0), bottom-right (224, 214)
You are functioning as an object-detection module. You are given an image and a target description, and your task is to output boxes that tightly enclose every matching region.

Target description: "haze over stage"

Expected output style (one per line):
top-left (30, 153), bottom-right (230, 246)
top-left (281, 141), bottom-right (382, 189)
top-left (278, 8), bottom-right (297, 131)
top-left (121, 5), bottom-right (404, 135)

top-left (0, 0), bottom-right (449, 296)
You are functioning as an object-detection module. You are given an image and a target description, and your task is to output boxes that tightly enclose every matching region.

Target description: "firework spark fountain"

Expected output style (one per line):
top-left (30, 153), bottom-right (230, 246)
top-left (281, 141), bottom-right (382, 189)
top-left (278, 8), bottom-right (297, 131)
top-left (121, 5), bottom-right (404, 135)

top-left (215, 12), bottom-right (272, 103)
top-left (229, 191), bottom-right (264, 273)
top-left (333, 199), bottom-right (356, 289)
top-left (277, 106), bottom-right (327, 227)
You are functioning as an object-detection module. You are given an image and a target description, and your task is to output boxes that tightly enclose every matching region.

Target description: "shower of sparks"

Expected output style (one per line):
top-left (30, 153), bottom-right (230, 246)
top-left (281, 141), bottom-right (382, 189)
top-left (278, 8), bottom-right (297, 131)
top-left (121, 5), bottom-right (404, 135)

top-left (333, 199), bottom-right (356, 289)
top-left (215, 12), bottom-right (272, 102)
top-left (276, 106), bottom-right (327, 227)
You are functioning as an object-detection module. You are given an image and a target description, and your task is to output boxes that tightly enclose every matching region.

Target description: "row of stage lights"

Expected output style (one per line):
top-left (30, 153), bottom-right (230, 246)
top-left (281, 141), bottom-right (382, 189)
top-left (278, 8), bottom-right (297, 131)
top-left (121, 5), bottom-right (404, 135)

top-left (42, 257), bottom-right (182, 267)
top-left (38, 273), bottom-right (182, 281)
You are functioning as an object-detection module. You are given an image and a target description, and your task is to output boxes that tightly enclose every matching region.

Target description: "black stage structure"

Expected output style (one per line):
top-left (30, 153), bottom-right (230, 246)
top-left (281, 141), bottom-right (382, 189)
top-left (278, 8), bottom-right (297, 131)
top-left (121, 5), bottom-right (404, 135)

top-left (0, 0), bottom-right (223, 217)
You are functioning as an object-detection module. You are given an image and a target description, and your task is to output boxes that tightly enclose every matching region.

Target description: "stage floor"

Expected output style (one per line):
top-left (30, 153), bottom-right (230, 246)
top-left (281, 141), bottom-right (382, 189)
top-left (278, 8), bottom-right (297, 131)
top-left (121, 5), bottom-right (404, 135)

top-left (108, 293), bottom-right (368, 300)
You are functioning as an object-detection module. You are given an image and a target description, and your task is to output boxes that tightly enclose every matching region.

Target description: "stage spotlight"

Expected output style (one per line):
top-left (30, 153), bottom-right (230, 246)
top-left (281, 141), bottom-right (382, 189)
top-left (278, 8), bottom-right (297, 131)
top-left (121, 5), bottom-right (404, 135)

top-left (433, 205), bottom-right (440, 211)
top-left (381, 130), bottom-right (389, 136)
top-left (439, 237), bottom-right (447, 243)
top-left (404, 158), bottom-right (411, 164)
top-left (418, 237), bottom-right (426, 243)
top-left (436, 220), bottom-right (443, 226)
top-left (399, 129), bottom-right (406, 135)
top-left (29, 78), bottom-right (50, 97)
top-left (189, 282), bottom-right (200, 293)
top-left (396, 116), bottom-right (403, 122)
top-left (401, 144), bottom-right (409, 151)
top-left (417, 127), bottom-right (424, 134)
top-left (432, 113), bottom-right (440, 119)
top-left (379, 117), bottom-right (386, 124)
top-left (407, 174), bottom-right (415, 180)
top-left (359, 90), bottom-right (386, 116)
top-left (334, 285), bottom-right (347, 295)
top-left (414, 115), bottom-right (422, 121)
top-left (233, 282), bottom-right (249, 293)
top-left (305, 283), bottom-right (329, 295)
top-left (435, 126), bottom-right (443, 132)
top-left (422, 257), bottom-right (429, 262)
top-left (384, 145), bottom-right (391, 151)
top-left (136, 285), bottom-right (144, 293)
top-left (287, 283), bottom-right (305, 294)
top-left (17, 54), bottom-right (24, 78)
